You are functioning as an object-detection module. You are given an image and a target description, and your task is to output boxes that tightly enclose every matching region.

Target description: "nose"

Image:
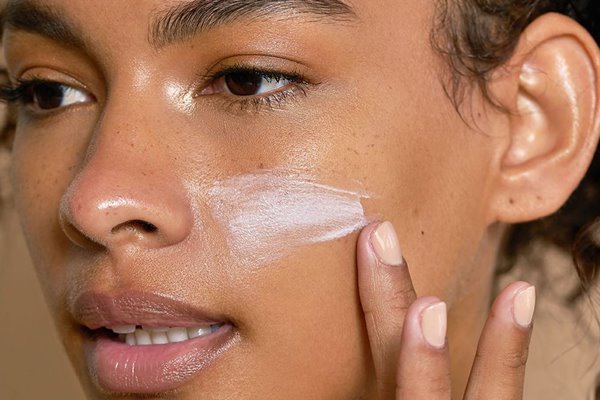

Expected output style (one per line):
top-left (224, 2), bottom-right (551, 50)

top-left (60, 137), bottom-right (193, 251)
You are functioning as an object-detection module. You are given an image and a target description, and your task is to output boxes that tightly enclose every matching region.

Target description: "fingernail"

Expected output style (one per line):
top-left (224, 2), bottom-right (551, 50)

top-left (371, 221), bottom-right (403, 266)
top-left (513, 285), bottom-right (536, 328)
top-left (421, 302), bottom-right (447, 349)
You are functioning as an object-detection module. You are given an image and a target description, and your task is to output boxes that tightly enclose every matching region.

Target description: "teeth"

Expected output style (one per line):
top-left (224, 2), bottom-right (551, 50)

top-left (188, 326), bottom-right (212, 338)
top-left (134, 329), bottom-right (152, 345)
top-left (144, 327), bottom-right (169, 333)
top-left (166, 327), bottom-right (189, 343)
top-left (150, 331), bottom-right (169, 344)
top-left (122, 324), bottom-right (222, 346)
top-left (126, 333), bottom-right (136, 345)
top-left (110, 325), bottom-right (137, 334)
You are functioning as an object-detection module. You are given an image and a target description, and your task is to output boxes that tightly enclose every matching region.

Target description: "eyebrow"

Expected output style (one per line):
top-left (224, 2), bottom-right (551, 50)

top-left (1, 0), bottom-right (357, 51)
top-left (2, 1), bottom-right (88, 50)
top-left (150, 0), bottom-right (357, 48)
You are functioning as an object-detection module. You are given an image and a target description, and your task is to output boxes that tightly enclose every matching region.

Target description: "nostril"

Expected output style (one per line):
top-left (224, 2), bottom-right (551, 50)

top-left (111, 220), bottom-right (158, 235)
top-left (137, 220), bottom-right (158, 233)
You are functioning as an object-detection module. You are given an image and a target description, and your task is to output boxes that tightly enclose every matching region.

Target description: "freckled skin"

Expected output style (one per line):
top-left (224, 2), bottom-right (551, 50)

top-left (6, 0), bottom-right (507, 398)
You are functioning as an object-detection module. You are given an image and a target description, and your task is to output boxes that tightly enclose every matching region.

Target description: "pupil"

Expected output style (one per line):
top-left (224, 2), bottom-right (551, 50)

top-left (225, 72), bottom-right (263, 96)
top-left (33, 83), bottom-right (64, 110)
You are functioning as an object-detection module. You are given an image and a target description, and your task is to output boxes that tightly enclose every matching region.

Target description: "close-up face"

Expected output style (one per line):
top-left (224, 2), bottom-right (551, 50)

top-left (2, 0), bottom-right (541, 398)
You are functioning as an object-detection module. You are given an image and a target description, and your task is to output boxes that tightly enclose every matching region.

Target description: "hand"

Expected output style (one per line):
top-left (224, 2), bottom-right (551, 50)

top-left (357, 221), bottom-right (535, 399)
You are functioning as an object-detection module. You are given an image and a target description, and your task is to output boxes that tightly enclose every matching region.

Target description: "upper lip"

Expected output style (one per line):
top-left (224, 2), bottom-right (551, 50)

top-left (71, 291), bottom-right (227, 330)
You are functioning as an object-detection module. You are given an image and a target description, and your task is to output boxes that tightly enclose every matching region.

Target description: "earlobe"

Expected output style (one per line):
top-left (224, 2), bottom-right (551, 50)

top-left (489, 13), bottom-right (600, 224)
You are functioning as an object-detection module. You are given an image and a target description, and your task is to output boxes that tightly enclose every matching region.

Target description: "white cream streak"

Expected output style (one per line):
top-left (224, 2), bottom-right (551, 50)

top-left (205, 171), bottom-right (370, 267)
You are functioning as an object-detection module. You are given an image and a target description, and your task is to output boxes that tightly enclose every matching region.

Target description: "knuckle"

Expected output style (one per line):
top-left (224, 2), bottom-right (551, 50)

top-left (428, 373), bottom-right (452, 394)
top-left (501, 348), bottom-right (529, 371)
top-left (473, 345), bottom-right (530, 372)
top-left (396, 372), bottom-right (451, 397)
top-left (388, 285), bottom-right (416, 308)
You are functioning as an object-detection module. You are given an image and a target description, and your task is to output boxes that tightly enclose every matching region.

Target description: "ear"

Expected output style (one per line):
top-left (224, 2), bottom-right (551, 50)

top-left (487, 13), bottom-right (600, 224)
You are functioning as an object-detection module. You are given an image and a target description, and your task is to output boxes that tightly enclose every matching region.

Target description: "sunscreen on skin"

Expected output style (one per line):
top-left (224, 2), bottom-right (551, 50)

top-left (205, 170), bottom-right (370, 267)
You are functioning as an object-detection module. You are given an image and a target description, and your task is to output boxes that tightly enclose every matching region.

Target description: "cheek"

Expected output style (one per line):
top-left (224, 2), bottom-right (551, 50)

top-left (324, 69), bottom-right (497, 302)
top-left (206, 233), bottom-right (372, 398)
top-left (10, 121), bottom-right (85, 289)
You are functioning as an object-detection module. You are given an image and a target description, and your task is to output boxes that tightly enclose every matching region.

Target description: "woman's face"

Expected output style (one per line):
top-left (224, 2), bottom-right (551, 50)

top-left (4, 0), bottom-right (503, 398)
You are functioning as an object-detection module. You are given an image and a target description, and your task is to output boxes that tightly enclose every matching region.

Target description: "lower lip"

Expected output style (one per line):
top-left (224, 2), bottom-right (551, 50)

top-left (85, 324), bottom-right (234, 394)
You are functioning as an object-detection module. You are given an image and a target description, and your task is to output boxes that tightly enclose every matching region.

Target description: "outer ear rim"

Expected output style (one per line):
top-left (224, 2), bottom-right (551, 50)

top-left (486, 12), bottom-right (600, 225)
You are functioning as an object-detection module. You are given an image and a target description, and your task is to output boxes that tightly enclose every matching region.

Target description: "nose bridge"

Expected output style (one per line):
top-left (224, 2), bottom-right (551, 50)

top-left (60, 93), bottom-right (193, 251)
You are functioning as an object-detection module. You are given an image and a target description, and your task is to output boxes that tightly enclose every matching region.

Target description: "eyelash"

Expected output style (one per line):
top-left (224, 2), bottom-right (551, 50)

top-left (0, 78), bottom-right (38, 103)
top-left (199, 64), bottom-right (311, 112)
top-left (0, 66), bottom-right (312, 115)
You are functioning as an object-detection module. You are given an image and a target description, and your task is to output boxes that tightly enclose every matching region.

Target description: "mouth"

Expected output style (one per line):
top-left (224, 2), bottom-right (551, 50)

top-left (72, 292), bottom-right (235, 394)
top-left (96, 323), bottom-right (224, 346)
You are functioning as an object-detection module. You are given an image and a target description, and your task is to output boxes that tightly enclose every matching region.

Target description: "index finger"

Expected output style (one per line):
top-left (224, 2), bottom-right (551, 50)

top-left (357, 221), bottom-right (417, 397)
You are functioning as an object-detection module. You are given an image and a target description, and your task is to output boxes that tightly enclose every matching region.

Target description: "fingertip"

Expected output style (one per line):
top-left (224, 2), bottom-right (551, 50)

top-left (397, 297), bottom-right (452, 400)
top-left (357, 221), bottom-right (382, 248)
top-left (403, 296), bottom-right (448, 350)
top-left (493, 281), bottom-right (536, 330)
top-left (421, 301), bottom-right (447, 349)
top-left (370, 221), bottom-right (403, 266)
top-left (357, 220), bottom-right (406, 270)
top-left (356, 221), bottom-right (383, 270)
top-left (513, 285), bottom-right (536, 329)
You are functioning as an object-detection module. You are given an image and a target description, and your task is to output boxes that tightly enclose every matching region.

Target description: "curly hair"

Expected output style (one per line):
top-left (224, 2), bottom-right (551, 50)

top-left (433, 0), bottom-right (600, 301)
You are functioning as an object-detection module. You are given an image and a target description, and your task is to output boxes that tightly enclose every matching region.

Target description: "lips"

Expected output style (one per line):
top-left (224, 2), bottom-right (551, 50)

top-left (72, 291), bottom-right (235, 394)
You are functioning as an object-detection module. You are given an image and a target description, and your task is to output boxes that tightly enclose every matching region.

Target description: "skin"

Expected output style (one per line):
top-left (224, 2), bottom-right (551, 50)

top-left (3, 0), bottom-right (600, 399)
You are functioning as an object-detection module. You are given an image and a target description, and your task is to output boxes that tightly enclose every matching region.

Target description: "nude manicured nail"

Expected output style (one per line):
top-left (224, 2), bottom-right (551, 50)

top-left (371, 221), bottom-right (403, 266)
top-left (421, 302), bottom-right (447, 349)
top-left (513, 286), bottom-right (536, 328)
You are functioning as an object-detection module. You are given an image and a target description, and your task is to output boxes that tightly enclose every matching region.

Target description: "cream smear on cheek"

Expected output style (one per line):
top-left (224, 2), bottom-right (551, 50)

top-left (203, 171), bottom-right (371, 267)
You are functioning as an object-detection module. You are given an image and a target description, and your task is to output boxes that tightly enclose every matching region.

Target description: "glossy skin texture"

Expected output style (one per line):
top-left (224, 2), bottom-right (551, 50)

top-left (4, 0), bottom-right (600, 399)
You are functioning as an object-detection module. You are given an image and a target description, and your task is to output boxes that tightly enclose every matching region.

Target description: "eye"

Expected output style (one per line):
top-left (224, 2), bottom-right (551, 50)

top-left (14, 80), bottom-right (93, 113)
top-left (201, 69), bottom-right (298, 97)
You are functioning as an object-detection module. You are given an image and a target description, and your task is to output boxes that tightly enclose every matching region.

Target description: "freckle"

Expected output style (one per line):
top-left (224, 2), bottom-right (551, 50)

top-left (509, 198), bottom-right (515, 205)
top-left (536, 195), bottom-right (542, 200)
top-left (421, 230), bottom-right (425, 235)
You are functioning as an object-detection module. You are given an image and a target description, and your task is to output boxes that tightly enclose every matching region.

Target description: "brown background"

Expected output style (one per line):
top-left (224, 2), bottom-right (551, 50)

top-left (1, 210), bottom-right (85, 399)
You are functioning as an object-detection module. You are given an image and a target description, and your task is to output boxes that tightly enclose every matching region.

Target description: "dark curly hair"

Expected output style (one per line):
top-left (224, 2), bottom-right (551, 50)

top-left (432, 0), bottom-right (600, 301)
